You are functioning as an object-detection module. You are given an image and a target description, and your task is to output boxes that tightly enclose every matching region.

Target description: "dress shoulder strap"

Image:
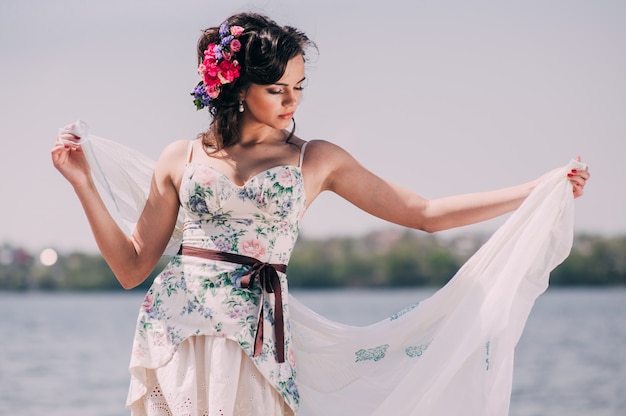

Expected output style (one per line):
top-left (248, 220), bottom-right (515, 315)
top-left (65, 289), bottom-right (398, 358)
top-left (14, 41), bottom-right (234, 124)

top-left (186, 140), bottom-right (194, 163)
top-left (298, 142), bottom-right (308, 168)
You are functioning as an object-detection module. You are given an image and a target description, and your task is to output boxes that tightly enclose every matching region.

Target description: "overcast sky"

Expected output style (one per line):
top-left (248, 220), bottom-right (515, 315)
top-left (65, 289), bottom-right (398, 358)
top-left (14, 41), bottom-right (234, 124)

top-left (1, 0), bottom-right (624, 254)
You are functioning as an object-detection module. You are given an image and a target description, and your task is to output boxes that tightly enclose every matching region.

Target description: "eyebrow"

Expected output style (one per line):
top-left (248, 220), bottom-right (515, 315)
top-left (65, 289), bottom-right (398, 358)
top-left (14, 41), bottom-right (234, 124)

top-left (273, 76), bottom-right (306, 87)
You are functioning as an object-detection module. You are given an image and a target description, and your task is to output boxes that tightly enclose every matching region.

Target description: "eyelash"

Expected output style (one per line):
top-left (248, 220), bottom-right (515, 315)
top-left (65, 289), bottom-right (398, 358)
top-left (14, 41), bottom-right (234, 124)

top-left (268, 86), bottom-right (305, 95)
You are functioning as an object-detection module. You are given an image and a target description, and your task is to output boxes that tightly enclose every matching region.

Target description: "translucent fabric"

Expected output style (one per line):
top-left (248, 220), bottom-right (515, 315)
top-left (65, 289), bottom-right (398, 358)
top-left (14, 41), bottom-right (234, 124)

top-left (60, 121), bottom-right (183, 255)
top-left (65, 121), bottom-right (583, 415)
top-left (289, 162), bottom-right (578, 415)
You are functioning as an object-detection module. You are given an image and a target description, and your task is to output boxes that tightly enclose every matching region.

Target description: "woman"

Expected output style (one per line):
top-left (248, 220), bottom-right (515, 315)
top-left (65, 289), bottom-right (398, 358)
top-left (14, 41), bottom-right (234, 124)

top-left (52, 12), bottom-right (589, 416)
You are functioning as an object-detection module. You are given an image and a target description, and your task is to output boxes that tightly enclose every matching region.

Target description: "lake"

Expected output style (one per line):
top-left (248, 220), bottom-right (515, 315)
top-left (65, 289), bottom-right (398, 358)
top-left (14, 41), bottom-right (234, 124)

top-left (0, 288), bottom-right (624, 415)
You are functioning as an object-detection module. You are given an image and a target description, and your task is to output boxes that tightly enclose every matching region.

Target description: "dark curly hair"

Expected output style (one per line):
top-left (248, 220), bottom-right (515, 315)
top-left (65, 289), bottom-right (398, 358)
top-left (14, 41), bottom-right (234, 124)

top-left (196, 13), bottom-right (315, 150)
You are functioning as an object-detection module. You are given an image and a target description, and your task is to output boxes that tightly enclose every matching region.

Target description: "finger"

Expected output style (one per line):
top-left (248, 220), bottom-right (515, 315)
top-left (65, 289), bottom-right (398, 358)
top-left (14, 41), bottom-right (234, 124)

top-left (569, 180), bottom-right (583, 190)
top-left (51, 142), bottom-right (71, 154)
top-left (571, 181), bottom-right (584, 196)
top-left (573, 171), bottom-right (590, 181)
top-left (569, 169), bottom-right (590, 181)
top-left (57, 134), bottom-right (81, 145)
top-left (574, 187), bottom-right (584, 198)
top-left (51, 141), bottom-right (78, 163)
top-left (52, 141), bottom-right (65, 151)
top-left (51, 146), bottom-right (68, 166)
top-left (57, 129), bottom-right (79, 138)
top-left (56, 138), bottom-right (81, 151)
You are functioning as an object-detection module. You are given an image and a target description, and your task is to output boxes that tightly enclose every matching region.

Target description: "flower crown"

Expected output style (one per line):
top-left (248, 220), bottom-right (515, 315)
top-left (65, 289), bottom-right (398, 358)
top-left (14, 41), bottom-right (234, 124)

top-left (191, 22), bottom-right (244, 110)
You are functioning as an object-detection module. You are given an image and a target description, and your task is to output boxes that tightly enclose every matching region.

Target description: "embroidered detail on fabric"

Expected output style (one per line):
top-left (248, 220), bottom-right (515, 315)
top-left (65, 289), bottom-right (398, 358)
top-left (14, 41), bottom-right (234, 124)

top-left (405, 342), bottom-right (431, 358)
top-left (355, 344), bottom-right (390, 363)
top-left (389, 302), bottom-right (419, 321)
top-left (485, 340), bottom-right (491, 371)
top-left (145, 384), bottom-right (200, 416)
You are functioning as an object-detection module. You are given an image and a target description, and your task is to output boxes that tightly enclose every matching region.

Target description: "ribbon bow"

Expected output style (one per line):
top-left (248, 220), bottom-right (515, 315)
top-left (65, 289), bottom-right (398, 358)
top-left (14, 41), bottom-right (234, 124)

top-left (179, 246), bottom-right (287, 363)
top-left (240, 261), bottom-right (286, 362)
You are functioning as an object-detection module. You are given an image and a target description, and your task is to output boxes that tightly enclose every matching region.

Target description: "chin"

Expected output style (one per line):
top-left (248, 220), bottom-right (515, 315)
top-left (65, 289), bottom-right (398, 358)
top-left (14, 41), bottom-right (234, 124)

top-left (273, 119), bottom-right (293, 130)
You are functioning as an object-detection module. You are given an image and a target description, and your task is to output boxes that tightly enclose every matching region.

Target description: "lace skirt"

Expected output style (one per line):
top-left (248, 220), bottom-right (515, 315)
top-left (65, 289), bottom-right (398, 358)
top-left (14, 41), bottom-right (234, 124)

top-left (128, 336), bottom-right (294, 416)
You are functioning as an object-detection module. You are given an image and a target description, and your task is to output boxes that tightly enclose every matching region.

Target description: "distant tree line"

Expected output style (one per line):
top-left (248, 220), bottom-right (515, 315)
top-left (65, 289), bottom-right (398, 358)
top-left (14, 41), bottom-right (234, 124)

top-left (0, 231), bottom-right (624, 291)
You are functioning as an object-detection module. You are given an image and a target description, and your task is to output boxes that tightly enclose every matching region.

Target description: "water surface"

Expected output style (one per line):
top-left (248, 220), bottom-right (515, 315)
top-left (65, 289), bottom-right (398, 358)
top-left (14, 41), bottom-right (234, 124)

top-left (0, 288), bottom-right (624, 415)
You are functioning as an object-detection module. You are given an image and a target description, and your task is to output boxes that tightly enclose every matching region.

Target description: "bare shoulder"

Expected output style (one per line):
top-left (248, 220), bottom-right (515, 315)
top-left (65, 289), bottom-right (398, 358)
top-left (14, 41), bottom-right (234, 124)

top-left (298, 139), bottom-right (361, 201)
top-left (158, 139), bottom-right (191, 163)
top-left (302, 139), bottom-right (356, 169)
top-left (155, 139), bottom-right (192, 187)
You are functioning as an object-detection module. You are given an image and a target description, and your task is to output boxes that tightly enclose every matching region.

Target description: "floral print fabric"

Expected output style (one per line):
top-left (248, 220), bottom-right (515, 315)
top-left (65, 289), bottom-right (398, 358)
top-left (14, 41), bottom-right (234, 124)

top-left (128, 162), bottom-right (306, 413)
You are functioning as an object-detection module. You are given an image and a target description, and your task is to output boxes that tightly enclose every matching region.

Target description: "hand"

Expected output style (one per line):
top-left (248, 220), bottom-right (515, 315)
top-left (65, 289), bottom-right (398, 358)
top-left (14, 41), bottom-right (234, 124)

top-left (51, 125), bottom-right (92, 188)
top-left (568, 156), bottom-right (590, 198)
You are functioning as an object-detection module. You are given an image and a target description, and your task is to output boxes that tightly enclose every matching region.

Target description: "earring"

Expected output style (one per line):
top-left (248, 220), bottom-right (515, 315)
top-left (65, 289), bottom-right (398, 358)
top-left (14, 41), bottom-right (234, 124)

top-left (238, 100), bottom-right (244, 113)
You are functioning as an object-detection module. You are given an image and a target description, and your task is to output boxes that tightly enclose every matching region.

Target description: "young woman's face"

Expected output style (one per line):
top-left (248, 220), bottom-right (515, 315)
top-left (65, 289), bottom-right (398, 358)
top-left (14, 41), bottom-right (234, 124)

top-left (241, 55), bottom-right (306, 131)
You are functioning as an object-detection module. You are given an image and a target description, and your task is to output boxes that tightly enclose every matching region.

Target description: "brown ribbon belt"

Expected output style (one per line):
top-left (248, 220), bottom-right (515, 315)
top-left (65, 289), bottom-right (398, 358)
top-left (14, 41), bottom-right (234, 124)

top-left (178, 245), bottom-right (287, 363)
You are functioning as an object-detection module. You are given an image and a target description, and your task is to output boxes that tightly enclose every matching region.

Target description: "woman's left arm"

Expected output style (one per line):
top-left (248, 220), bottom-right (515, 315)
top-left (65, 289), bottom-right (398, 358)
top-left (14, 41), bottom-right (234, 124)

top-left (304, 141), bottom-right (589, 233)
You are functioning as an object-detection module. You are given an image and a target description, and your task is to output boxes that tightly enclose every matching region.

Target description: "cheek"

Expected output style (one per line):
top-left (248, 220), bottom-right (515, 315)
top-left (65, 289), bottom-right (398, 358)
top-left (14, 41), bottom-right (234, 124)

top-left (248, 95), bottom-right (281, 113)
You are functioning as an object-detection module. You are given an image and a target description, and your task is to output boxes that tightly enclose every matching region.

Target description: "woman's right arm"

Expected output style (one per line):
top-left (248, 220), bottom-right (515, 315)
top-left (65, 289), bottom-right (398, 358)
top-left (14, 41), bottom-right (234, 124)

top-left (51, 136), bottom-right (186, 289)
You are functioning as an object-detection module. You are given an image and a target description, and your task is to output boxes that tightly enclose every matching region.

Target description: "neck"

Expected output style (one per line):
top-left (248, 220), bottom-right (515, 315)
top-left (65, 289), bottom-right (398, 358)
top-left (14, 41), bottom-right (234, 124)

top-left (237, 122), bottom-right (289, 147)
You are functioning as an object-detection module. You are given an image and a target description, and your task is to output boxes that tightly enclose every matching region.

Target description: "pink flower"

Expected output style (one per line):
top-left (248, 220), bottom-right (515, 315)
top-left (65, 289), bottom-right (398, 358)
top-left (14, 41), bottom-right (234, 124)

top-left (204, 44), bottom-right (218, 59)
top-left (194, 168), bottom-right (216, 187)
top-left (186, 277), bottom-right (200, 292)
top-left (288, 345), bottom-right (296, 367)
top-left (277, 169), bottom-right (296, 188)
top-left (218, 61), bottom-right (240, 84)
top-left (142, 293), bottom-right (154, 313)
top-left (204, 74), bottom-right (221, 88)
top-left (230, 26), bottom-right (244, 37)
top-left (202, 58), bottom-right (220, 77)
top-left (230, 39), bottom-right (241, 52)
top-left (207, 84), bottom-right (220, 98)
top-left (153, 332), bottom-right (165, 346)
top-left (239, 239), bottom-right (266, 259)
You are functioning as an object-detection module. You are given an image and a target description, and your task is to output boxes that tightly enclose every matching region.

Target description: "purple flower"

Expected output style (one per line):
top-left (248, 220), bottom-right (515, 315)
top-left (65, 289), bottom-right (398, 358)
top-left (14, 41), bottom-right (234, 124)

top-left (213, 237), bottom-right (232, 252)
top-left (214, 45), bottom-right (223, 61)
top-left (219, 22), bottom-right (229, 37)
top-left (191, 83), bottom-right (211, 109)
top-left (193, 83), bottom-right (206, 95)
top-left (221, 35), bottom-right (233, 46)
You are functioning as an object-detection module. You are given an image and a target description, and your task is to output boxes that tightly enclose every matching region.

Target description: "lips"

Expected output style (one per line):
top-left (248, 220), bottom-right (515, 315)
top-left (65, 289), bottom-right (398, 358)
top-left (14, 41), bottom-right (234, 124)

top-left (279, 112), bottom-right (294, 119)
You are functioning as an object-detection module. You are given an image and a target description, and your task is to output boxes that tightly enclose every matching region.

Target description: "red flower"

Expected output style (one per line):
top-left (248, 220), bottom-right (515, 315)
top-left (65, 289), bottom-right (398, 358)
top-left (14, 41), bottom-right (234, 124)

top-left (217, 60), bottom-right (240, 84)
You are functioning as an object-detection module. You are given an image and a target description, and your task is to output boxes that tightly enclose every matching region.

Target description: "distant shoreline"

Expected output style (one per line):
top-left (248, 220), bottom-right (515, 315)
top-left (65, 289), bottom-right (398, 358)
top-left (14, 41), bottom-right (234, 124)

top-left (1, 231), bottom-right (625, 291)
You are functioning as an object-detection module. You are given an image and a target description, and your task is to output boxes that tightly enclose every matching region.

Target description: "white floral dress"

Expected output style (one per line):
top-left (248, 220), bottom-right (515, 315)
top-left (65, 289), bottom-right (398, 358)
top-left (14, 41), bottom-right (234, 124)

top-left (126, 142), bottom-right (307, 416)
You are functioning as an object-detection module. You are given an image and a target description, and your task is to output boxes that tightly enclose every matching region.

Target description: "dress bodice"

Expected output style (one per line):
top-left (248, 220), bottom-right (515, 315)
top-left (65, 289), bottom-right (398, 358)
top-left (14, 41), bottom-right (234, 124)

top-left (130, 143), bottom-right (308, 413)
top-left (178, 162), bottom-right (306, 265)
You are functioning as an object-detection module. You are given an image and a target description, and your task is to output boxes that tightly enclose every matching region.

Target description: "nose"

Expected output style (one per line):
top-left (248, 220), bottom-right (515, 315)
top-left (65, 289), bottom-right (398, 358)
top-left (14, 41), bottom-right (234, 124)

top-left (282, 90), bottom-right (299, 107)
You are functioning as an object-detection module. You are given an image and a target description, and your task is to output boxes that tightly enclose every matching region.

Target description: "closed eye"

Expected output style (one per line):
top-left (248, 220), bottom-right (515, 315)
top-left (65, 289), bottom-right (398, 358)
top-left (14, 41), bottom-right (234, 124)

top-left (268, 77), bottom-right (307, 94)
